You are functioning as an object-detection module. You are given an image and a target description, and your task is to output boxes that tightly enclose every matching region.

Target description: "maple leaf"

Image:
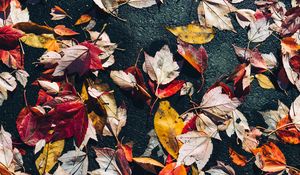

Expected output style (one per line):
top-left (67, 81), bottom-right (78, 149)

top-left (53, 43), bottom-right (103, 76)
top-left (176, 131), bottom-right (213, 170)
top-left (0, 26), bottom-right (23, 50)
top-left (198, 0), bottom-right (237, 31)
top-left (248, 10), bottom-right (272, 42)
top-left (200, 86), bottom-right (241, 119)
top-left (58, 150), bottom-right (88, 175)
top-left (92, 147), bottom-right (122, 175)
top-left (143, 45), bottom-right (180, 86)
top-left (233, 45), bottom-right (269, 71)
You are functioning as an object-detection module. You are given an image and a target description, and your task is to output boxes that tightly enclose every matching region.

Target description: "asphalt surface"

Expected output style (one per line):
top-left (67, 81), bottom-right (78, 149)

top-left (0, 0), bottom-right (299, 174)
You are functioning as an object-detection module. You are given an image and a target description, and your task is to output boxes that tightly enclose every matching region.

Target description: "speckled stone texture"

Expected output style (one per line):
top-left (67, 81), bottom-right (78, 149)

top-left (0, 0), bottom-right (299, 174)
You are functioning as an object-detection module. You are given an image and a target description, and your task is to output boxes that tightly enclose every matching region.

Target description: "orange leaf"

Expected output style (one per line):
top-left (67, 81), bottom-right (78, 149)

top-left (54, 25), bottom-right (79, 36)
top-left (120, 143), bottom-right (133, 162)
top-left (159, 162), bottom-right (187, 175)
top-left (229, 147), bottom-right (247, 167)
top-left (75, 14), bottom-right (92, 25)
top-left (253, 142), bottom-right (286, 172)
top-left (276, 115), bottom-right (300, 144)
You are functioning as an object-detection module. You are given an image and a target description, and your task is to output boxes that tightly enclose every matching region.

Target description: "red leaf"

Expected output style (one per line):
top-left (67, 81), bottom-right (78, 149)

top-left (181, 115), bottom-right (197, 134)
top-left (177, 41), bottom-right (208, 74)
top-left (116, 143), bottom-right (132, 175)
top-left (16, 107), bottom-right (52, 146)
top-left (68, 41), bottom-right (104, 76)
top-left (289, 55), bottom-right (300, 73)
top-left (0, 46), bottom-right (23, 69)
top-left (0, 0), bottom-right (10, 12)
top-left (233, 45), bottom-right (268, 72)
top-left (125, 66), bottom-right (152, 103)
top-left (46, 95), bottom-right (88, 146)
top-left (36, 89), bottom-right (54, 105)
top-left (156, 80), bottom-right (185, 99)
top-left (0, 26), bottom-right (23, 50)
top-left (277, 67), bottom-right (290, 91)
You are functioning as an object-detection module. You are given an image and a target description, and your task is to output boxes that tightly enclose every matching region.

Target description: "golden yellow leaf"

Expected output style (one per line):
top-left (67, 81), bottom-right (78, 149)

top-left (21, 33), bottom-right (60, 51)
top-left (166, 23), bottom-right (215, 44)
top-left (35, 140), bottom-right (65, 175)
top-left (154, 101), bottom-right (184, 158)
top-left (255, 74), bottom-right (275, 89)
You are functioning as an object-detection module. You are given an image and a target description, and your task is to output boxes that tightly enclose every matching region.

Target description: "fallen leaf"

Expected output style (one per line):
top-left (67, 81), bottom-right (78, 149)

top-left (143, 45), bottom-right (179, 85)
top-left (0, 26), bottom-right (23, 50)
top-left (156, 80), bottom-right (185, 99)
top-left (54, 25), bottom-right (79, 36)
top-left (253, 142), bottom-right (286, 172)
top-left (200, 86), bottom-right (241, 119)
top-left (198, 0), bottom-right (237, 31)
top-left (15, 70), bottom-right (29, 88)
top-left (128, 0), bottom-right (161, 8)
top-left (50, 6), bottom-right (70, 20)
top-left (177, 131), bottom-right (213, 170)
top-left (248, 10), bottom-right (272, 42)
top-left (167, 23), bottom-right (215, 44)
top-left (20, 33), bottom-right (59, 51)
top-left (92, 147), bottom-right (122, 175)
top-left (255, 74), bottom-right (275, 89)
top-left (110, 70), bottom-right (137, 90)
top-left (58, 150), bottom-right (88, 175)
top-left (229, 147), bottom-right (247, 166)
top-left (133, 157), bottom-right (164, 174)
top-left (75, 14), bottom-right (92, 25)
top-left (276, 115), bottom-right (300, 144)
top-left (154, 101), bottom-right (184, 158)
top-left (35, 140), bottom-right (65, 175)
top-left (177, 41), bottom-right (208, 74)
top-left (206, 161), bottom-right (235, 175)
top-left (159, 162), bottom-right (187, 175)
top-left (289, 95), bottom-right (300, 130)
top-left (0, 46), bottom-right (23, 69)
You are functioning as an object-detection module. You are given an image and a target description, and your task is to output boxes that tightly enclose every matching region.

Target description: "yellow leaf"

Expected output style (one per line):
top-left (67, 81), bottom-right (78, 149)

top-left (154, 101), bottom-right (184, 158)
top-left (35, 140), bottom-right (65, 175)
top-left (166, 23), bottom-right (215, 44)
top-left (255, 74), bottom-right (275, 89)
top-left (21, 33), bottom-right (60, 51)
